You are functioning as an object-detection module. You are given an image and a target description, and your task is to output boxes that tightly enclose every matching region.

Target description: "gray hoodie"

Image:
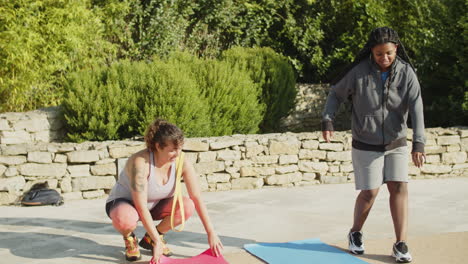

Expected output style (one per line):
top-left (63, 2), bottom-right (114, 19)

top-left (322, 57), bottom-right (425, 152)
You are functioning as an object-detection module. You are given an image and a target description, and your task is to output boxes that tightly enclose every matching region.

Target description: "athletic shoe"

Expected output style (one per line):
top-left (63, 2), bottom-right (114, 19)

top-left (348, 231), bottom-right (365, 255)
top-left (392, 241), bottom-right (412, 263)
top-left (139, 232), bottom-right (173, 256)
top-left (123, 233), bottom-right (141, 261)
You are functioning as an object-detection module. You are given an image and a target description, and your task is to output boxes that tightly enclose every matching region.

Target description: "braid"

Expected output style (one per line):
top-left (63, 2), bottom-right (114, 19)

top-left (396, 41), bottom-right (415, 70)
top-left (331, 27), bottom-right (415, 85)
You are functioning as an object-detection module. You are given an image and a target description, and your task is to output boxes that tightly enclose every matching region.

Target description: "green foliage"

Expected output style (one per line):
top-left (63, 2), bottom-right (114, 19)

top-left (0, 0), bottom-right (116, 112)
top-left (2, 0), bottom-right (466, 129)
top-left (169, 52), bottom-right (264, 136)
top-left (89, 0), bottom-right (468, 127)
top-left (308, 0), bottom-right (467, 126)
top-left (62, 52), bottom-right (265, 141)
top-left (180, 0), bottom-right (326, 81)
top-left (62, 64), bottom-right (131, 142)
top-left (464, 91), bottom-right (468, 112)
top-left (63, 59), bottom-right (211, 141)
top-left (222, 47), bottom-right (296, 132)
top-left (129, 59), bottom-right (211, 138)
top-left (92, 0), bottom-right (194, 60)
top-left (91, 0), bottom-right (133, 59)
top-left (182, 0), bottom-right (274, 58)
top-left (314, 0), bottom-right (388, 81)
top-left (401, 0), bottom-right (468, 127)
top-left (125, 0), bottom-right (194, 60)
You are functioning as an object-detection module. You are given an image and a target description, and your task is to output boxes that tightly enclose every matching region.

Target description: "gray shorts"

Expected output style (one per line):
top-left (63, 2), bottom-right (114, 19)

top-left (352, 146), bottom-right (409, 190)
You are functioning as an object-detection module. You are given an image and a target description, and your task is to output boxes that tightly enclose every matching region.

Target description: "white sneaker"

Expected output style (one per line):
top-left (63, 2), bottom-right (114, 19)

top-left (392, 241), bottom-right (412, 263)
top-left (348, 231), bottom-right (365, 255)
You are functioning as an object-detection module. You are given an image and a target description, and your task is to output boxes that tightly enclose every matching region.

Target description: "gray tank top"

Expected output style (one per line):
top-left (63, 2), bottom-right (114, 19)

top-left (106, 151), bottom-right (176, 210)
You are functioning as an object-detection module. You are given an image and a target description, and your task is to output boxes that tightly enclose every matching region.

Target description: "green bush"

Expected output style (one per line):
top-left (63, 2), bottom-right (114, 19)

top-left (222, 47), bottom-right (296, 132)
top-left (130, 59), bottom-right (211, 138)
top-left (63, 64), bottom-right (130, 142)
top-left (169, 52), bottom-right (264, 136)
top-left (63, 52), bottom-right (265, 141)
top-left (63, 58), bottom-right (211, 141)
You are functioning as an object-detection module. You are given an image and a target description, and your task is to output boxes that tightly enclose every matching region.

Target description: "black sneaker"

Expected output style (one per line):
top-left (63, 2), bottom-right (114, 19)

top-left (392, 241), bottom-right (412, 263)
top-left (348, 231), bottom-right (365, 255)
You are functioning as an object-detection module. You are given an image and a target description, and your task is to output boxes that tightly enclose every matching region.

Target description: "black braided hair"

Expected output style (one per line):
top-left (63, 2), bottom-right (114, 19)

top-left (331, 27), bottom-right (415, 85)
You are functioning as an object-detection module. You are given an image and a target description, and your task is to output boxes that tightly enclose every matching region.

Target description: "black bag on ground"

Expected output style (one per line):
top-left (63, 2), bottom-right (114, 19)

top-left (21, 183), bottom-right (64, 206)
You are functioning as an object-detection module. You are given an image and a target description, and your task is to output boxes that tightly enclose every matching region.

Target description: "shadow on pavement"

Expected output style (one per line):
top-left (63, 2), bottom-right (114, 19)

top-left (0, 218), bottom-right (256, 262)
top-left (0, 218), bottom-right (256, 248)
top-left (332, 245), bottom-right (395, 264)
top-left (0, 231), bottom-right (123, 262)
top-left (0, 217), bottom-right (115, 235)
top-left (165, 230), bottom-right (256, 250)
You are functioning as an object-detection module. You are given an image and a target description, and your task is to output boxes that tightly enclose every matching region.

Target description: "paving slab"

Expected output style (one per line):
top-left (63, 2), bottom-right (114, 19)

top-left (1, 177), bottom-right (468, 263)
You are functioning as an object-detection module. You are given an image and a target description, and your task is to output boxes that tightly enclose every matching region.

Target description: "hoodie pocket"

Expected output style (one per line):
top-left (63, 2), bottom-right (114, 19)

top-left (385, 113), bottom-right (404, 139)
top-left (360, 115), bottom-right (379, 135)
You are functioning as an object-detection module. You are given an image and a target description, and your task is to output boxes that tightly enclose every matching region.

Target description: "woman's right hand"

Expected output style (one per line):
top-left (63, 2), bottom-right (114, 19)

top-left (412, 151), bottom-right (426, 168)
top-left (208, 232), bottom-right (224, 257)
top-left (322, 130), bottom-right (333, 143)
top-left (151, 239), bottom-right (164, 264)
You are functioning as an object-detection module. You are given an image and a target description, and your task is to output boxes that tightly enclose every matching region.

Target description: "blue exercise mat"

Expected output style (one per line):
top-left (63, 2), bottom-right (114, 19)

top-left (244, 238), bottom-right (369, 264)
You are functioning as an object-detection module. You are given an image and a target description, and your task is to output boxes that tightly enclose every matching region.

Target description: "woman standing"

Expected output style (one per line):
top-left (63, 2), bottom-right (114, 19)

top-left (105, 119), bottom-right (223, 263)
top-left (322, 27), bottom-right (425, 263)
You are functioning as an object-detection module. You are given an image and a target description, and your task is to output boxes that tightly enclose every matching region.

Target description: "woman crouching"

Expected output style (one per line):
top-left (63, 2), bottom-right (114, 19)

top-left (105, 118), bottom-right (223, 263)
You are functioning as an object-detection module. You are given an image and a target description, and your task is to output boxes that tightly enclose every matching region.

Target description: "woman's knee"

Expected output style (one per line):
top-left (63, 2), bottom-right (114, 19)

top-left (359, 189), bottom-right (379, 202)
top-left (182, 197), bottom-right (195, 219)
top-left (110, 204), bottom-right (139, 232)
top-left (173, 197), bottom-right (195, 220)
top-left (387, 182), bottom-right (407, 195)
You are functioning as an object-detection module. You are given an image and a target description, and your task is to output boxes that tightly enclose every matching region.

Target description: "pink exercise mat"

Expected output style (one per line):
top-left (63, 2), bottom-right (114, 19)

top-left (149, 249), bottom-right (229, 264)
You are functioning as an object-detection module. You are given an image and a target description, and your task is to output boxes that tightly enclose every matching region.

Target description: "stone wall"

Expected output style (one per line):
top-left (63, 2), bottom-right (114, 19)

top-left (0, 84), bottom-right (342, 143)
top-left (279, 83), bottom-right (352, 132)
top-left (1, 127), bottom-right (467, 205)
top-left (0, 107), bottom-right (65, 144)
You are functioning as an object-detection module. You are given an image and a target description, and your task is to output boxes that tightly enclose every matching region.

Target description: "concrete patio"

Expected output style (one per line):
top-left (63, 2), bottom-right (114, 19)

top-left (1, 177), bottom-right (467, 264)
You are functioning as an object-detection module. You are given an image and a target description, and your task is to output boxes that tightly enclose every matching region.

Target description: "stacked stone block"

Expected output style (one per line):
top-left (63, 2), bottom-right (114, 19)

top-left (0, 107), bottom-right (64, 144)
top-left (1, 108), bottom-right (467, 205)
top-left (279, 83), bottom-right (352, 132)
top-left (0, 141), bottom-right (121, 204)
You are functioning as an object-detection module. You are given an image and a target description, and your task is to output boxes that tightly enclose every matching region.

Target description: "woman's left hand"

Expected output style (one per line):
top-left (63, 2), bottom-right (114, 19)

top-left (208, 232), bottom-right (224, 257)
top-left (412, 151), bottom-right (426, 168)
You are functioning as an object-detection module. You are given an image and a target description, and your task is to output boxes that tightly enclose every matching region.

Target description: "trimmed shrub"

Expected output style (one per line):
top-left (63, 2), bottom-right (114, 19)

top-left (168, 52), bottom-right (264, 136)
top-left (62, 59), bottom-right (211, 141)
top-left (130, 59), bottom-right (211, 138)
top-left (62, 63), bottom-right (133, 142)
top-left (222, 47), bottom-right (296, 132)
